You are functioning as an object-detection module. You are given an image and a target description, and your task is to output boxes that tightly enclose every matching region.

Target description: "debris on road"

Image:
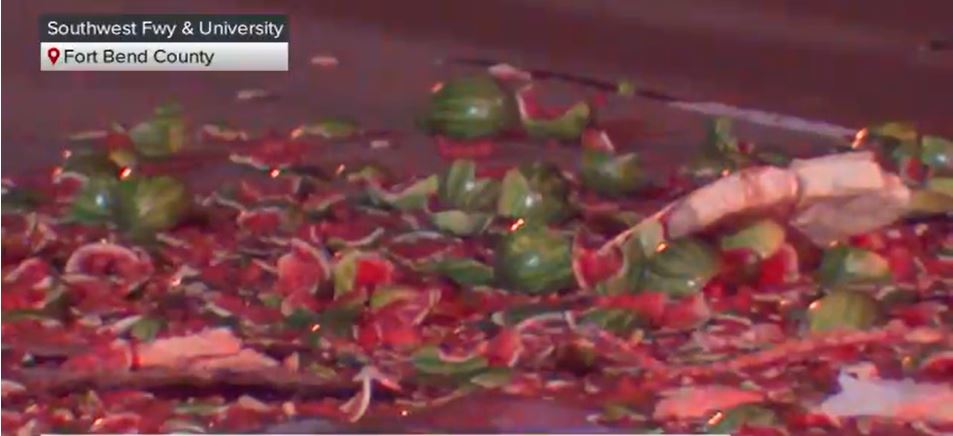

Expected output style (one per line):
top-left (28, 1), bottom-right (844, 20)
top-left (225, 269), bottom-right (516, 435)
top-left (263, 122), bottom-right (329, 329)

top-left (310, 55), bottom-right (340, 68)
top-left (3, 79), bottom-right (951, 436)
top-left (236, 88), bottom-right (277, 102)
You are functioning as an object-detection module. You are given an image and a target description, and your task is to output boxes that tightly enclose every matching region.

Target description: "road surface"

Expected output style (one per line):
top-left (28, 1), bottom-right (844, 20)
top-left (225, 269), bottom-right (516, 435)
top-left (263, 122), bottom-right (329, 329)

top-left (3, 0), bottom-right (951, 176)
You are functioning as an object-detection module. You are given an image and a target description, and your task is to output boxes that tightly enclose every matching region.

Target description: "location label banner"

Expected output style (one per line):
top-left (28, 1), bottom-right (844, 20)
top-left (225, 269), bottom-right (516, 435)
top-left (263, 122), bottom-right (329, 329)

top-left (40, 14), bottom-right (288, 71)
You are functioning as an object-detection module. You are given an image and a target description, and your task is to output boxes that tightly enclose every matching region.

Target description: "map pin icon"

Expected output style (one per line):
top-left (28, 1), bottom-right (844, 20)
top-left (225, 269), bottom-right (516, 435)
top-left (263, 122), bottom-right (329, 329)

top-left (47, 47), bottom-right (60, 65)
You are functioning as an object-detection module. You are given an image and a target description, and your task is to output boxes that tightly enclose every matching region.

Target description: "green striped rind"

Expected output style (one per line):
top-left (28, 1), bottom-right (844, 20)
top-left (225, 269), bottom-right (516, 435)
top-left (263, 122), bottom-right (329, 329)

top-left (927, 177), bottom-right (953, 197)
top-left (908, 189), bottom-right (953, 215)
top-left (868, 121), bottom-right (918, 144)
top-left (497, 163), bottom-right (571, 224)
top-left (494, 224), bottom-right (573, 294)
top-left (369, 286), bottom-right (419, 311)
top-left (116, 175), bottom-right (190, 238)
top-left (720, 219), bottom-right (786, 259)
top-left (817, 246), bottom-right (890, 287)
top-left (707, 404), bottom-right (778, 433)
top-left (368, 175), bottom-right (439, 211)
top-left (412, 346), bottom-right (488, 377)
top-left (431, 210), bottom-right (493, 236)
top-left (640, 238), bottom-right (719, 297)
top-left (332, 250), bottom-right (363, 299)
top-left (920, 135), bottom-right (952, 172)
top-left (69, 176), bottom-right (121, 224)
top-left (422, 257), bottom-right (495, 287)
top-left (807, 290), bottom-right (882, 332)
top-left (422, 76), bottom-right (518, 139)
top-left (129, 103), bottom-right (187, 158)
top-left (580, 148), bottom-right (647, 197)
top-left (439, 159), bottom-right (500, 211)
top-left (522, 101), bottom-right (591, 141)
top-left (592, 218), bottom-right (664, 295)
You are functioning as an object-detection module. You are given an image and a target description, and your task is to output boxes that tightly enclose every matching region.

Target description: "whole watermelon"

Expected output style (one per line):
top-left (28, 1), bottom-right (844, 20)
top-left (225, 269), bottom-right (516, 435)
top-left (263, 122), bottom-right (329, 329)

top-left (495, 224), bottom-right (573, 294)
top-left (422, 75), bottom-right (518, 139)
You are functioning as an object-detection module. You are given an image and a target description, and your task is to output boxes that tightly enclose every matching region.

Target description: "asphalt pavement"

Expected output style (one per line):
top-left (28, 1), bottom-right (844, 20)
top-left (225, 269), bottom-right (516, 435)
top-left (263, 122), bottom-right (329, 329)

top-left (3, 0), bottom-right (951, 176)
